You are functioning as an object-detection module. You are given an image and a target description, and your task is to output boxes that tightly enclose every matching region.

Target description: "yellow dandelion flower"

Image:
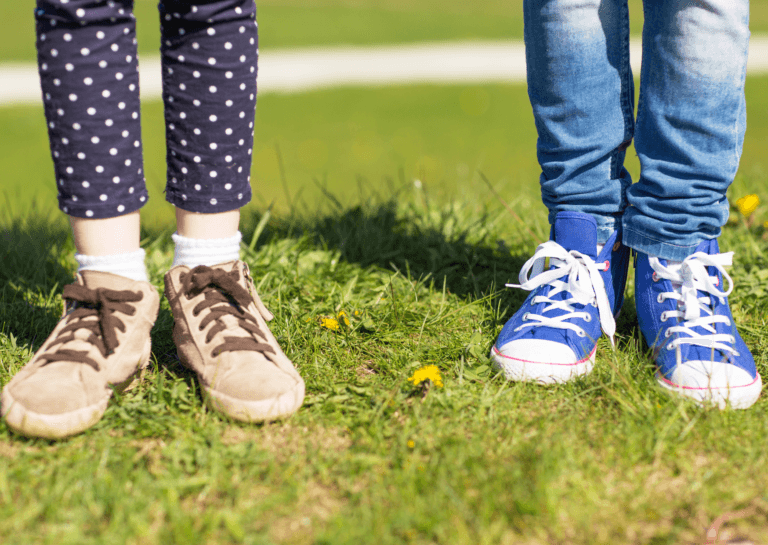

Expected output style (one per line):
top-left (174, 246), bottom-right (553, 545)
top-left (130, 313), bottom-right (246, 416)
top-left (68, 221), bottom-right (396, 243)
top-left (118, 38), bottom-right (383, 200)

top-left (736, 194), bottom-right (760, 217)
top-left (407, 440), bottom-right (415, 448)
top-left (408, 364), bottom-right (443, 388)
top-left (763, 220), bottom-right (768, 229)
top-left (320, 317), bottom-right (340, 331)
top-left (337, 310), bottom-right (350, 327)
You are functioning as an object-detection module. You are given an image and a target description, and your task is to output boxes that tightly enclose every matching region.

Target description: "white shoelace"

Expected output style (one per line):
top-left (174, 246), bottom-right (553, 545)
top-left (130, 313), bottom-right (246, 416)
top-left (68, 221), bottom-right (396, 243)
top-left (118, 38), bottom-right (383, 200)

top-left (649, 251), bottom-right (738, 357)
top-left (507, 241), bottom-right (616, 346)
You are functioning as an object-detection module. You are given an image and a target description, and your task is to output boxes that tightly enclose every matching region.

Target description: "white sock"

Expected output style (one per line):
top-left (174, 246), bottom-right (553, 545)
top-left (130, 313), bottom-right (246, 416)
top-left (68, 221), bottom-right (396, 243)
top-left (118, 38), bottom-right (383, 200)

top-left (172, 231), bottom-right (242, 268)
top-left (74, 249), bottom-right (148, 282)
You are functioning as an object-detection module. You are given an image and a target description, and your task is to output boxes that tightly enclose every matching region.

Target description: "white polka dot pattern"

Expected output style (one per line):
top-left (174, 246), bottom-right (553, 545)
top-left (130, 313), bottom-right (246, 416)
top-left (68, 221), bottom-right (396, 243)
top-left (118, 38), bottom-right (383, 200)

top-left (160, 0), bottom-right (257, 213)
top-left (37, 0), bottom-right (257, 218)
top-left (37, 0), bottom-right (148, 219)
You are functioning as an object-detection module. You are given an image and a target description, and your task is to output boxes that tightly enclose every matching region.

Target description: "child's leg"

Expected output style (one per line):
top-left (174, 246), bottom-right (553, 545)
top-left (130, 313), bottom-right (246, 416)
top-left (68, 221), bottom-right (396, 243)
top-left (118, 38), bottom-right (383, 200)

top-left (491, 0), bottom-right (633, 382)
top-left (158, 1), bottom-right (304, 422)
top-left (628, 0), bottom-right (759, 409)
top-left (36, 0), bottom-right (148, 224)
top-left (159, 0), bottom-right (256, 219)
top-left (625, 0), bottom-right (749, 259)
top-left (524, 0), bottom-right (635, 244)
top-left (36, 0), bottom-right (148, 278)
top-left (1, 1), bottom-right (160, 439)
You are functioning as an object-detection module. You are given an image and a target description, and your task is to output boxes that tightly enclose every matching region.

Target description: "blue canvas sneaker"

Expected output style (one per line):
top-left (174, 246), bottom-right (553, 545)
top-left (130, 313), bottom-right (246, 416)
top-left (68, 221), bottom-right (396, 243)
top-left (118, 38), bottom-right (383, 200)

top-left (635, 239), bottom-right (762, 409)
top-left (491, 211), bottom-right (630, 383)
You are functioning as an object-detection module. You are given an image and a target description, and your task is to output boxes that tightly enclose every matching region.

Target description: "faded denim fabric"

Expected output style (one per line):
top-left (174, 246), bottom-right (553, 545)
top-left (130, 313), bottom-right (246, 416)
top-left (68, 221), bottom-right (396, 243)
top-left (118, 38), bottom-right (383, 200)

top-left (524, 0), bottom-right (750, 260)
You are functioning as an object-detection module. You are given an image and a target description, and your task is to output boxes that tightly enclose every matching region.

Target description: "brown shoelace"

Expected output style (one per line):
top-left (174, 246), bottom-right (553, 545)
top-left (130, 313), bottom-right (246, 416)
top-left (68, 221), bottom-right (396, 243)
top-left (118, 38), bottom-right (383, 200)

top-left (180, 266), bottom-right (275, 357)
top-left (40, 283), bottom-right (143, 371)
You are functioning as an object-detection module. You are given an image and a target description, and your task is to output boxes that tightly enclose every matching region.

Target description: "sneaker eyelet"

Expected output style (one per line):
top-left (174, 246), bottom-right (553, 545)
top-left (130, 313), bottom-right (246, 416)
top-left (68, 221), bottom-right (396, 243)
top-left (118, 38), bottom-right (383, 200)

top-left (657, 294), bottom-right (664, 303)
top-left (667, 344), bottom-right (674, 350)
top-left (730, 336), bottom-right (736, 344)
top-left (664, 329), bottom-right (672, 338)
top-left (584, 315), bottom-right (592, 322)
top-left (660, 312), bottom-right (667, 322)
top-left (652, 272), bottom-right (659, 282)
top-left (522, 313), bottom-right (530, 321)
top-left (577, 330), bottom-right (586, 337)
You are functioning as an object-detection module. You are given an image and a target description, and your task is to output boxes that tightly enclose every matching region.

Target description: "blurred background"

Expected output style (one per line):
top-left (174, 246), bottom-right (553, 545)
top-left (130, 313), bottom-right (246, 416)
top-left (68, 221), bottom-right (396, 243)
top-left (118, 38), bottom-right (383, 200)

top-left (1, 0), bottom-right (767, 232)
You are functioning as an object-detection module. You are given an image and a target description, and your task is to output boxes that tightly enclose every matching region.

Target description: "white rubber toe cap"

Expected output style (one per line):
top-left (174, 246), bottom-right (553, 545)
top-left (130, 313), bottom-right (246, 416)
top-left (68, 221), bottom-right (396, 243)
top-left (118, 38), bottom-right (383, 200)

top-left (491, 339), bottom-right (595, 384)
top-left (657, 360), bottom-right (762, 410)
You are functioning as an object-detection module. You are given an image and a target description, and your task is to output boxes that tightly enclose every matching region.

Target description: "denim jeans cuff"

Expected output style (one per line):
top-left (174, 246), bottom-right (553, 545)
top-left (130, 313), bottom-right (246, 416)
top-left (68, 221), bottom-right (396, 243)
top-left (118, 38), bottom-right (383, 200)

top-left (622, 227), bottom-right (702, 261)
top-left (596, 220), bottom-right (619, 246)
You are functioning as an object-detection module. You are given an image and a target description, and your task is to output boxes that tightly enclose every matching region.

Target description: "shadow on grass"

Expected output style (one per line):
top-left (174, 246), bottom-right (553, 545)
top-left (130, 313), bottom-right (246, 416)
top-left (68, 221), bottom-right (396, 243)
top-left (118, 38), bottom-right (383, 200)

top-left (0, 194), bottom-right (641, 356)
top-left (239, 192), bottom-right (639, 336)
top-left (0, 208), bottom-right (74, 352)
top-left (243, 197), bottom-right (532, 318)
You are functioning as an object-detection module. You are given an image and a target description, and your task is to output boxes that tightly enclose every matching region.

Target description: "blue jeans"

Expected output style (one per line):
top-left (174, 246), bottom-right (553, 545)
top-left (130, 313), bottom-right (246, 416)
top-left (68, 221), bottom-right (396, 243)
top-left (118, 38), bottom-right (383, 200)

top-left (525, 0), bottom-right (750, 260)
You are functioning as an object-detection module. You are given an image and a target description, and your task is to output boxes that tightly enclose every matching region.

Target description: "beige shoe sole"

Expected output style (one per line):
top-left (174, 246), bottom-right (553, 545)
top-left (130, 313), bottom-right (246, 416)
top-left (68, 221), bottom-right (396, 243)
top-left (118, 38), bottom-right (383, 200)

top-left (1, 338), bottom-right (152, 439)
top-left (203, 379), bottom-right (305, 423)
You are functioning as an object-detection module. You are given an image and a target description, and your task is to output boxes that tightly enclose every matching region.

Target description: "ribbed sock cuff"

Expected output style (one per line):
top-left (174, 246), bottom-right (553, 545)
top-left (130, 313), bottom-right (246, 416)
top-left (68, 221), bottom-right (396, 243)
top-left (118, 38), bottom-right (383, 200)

top-left (74, 249), bottom-right (148, 282)
top-left (172, 231), bottom-right (242, 268)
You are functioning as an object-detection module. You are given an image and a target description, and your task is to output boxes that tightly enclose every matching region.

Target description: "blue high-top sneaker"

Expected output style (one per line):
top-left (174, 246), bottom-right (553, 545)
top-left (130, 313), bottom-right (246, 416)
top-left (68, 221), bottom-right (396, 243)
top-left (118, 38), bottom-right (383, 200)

top-left (491, 211), bottom-right (630, 383)
top-left (635, 239), bottom-right (762, 409)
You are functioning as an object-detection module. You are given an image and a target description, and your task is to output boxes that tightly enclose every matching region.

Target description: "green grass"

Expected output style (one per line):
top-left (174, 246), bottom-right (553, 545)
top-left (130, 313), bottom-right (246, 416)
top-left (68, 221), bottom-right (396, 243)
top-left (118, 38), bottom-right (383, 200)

top-left (3, 26), bottom-right (768, 545)
top-left (4, 174), bottom-right (768, 544)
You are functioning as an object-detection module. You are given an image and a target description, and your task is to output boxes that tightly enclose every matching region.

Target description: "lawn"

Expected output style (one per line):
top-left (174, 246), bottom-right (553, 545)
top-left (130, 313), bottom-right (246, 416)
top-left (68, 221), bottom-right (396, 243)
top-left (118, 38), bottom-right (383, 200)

top-left (3, 2), bottom-right (768, 544)
top-left (2, 75), bottom-right (768, 543)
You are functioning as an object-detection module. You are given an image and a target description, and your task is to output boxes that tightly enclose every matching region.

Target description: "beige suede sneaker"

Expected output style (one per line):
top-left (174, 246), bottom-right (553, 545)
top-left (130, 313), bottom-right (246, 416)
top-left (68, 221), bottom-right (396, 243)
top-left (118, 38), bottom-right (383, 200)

top-left (164, 261), bottom-right (304, 422)
top-left (2, 272), bottom-right (159, 438)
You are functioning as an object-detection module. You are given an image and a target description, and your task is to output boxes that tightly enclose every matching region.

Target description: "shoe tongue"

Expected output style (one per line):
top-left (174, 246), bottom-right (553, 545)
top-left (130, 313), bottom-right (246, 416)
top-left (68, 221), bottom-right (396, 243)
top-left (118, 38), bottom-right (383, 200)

top-left (79, 270), bottom-right (138, 291)
top-left (694, 238), bottom-right (719, 255)
top-left (553, 212), bottom-right (597, 259)
top-left (210, 260), bottom-right (241, 274)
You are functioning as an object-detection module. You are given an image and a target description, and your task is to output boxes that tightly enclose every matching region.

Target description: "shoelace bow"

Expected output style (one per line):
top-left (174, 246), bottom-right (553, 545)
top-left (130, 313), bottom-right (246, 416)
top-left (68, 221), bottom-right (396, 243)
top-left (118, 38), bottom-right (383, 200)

top-left (649, 251), bottom-right (738, 356)
top-left (507, 241), bottom-right (616, 346)
top-left (40, 283), bottom-right (143, 371)
top-left (180, 266), bottom-right (275, 357)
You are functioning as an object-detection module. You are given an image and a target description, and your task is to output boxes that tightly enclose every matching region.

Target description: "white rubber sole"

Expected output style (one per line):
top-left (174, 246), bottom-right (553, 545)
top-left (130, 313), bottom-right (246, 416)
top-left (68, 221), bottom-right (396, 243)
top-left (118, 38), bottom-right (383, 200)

top-left (203, 379), bottom-right (306, 422)
top-left (490, 345), bottom-right (596, 384)
top-left (656, 372), bottom-right (763, 410)
top-left (1, 338), bottom-right (152, 439)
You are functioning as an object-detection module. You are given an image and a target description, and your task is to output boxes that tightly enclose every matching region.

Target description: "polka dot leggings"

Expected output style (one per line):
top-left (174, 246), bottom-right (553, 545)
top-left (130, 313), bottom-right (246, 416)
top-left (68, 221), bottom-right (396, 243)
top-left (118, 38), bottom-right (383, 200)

top-left (36, 0), bottom-right (257, 219)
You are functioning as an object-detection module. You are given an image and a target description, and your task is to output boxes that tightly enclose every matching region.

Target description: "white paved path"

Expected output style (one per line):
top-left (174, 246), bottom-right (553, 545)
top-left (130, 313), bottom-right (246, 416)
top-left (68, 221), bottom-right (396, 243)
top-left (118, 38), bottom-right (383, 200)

top-left (2, 37), bottom-right (768, 105)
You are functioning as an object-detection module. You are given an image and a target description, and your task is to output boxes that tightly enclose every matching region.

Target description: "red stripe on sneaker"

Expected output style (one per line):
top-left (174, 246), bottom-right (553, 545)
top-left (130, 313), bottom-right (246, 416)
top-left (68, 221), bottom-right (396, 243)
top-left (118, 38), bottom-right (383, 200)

top-left (492, 344), bottom-right (596, 366)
